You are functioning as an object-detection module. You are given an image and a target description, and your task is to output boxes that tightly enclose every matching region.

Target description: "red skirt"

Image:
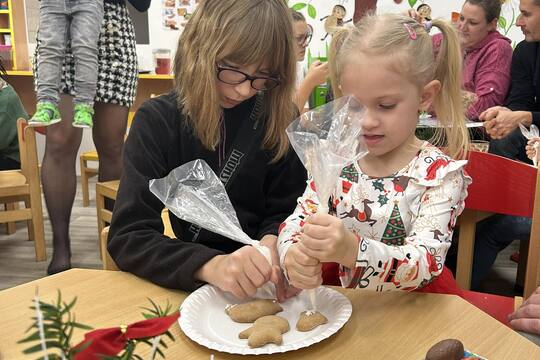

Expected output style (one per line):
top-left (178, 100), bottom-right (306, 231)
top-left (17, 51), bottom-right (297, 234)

top-left (322, 262), bottom-right (514, 326)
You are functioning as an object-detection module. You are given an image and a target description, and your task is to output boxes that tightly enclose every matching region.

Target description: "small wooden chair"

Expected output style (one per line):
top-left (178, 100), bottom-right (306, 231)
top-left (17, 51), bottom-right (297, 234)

top-left (4, 202), bottom-right (18, 234)
top-left (455, 151), bottom-right (540, 299)
top-left (96, 180), bottom-right (119, 240)
top-left (0, 119), bottom-right (46, 261)
top-left (80, 111), bottom-right (135, 207)
top-left (100, 210), bottom-right (175, 271)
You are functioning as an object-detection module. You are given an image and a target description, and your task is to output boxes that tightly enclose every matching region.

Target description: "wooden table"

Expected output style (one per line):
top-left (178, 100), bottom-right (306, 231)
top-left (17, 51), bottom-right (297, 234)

top-left (1, 269), bottom-right (538, 359)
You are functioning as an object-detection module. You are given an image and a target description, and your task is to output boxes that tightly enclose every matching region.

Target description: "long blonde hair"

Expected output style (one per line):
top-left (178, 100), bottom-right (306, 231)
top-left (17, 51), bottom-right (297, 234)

top-left (329, 14), bottom-right (469, 159)
top-left (174, 0), bottom-right (297, 161)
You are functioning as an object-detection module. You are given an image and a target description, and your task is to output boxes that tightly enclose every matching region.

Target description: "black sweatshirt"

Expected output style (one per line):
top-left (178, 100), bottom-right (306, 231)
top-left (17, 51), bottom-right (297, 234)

top-left (108, 92), bottom-right (307, 291)
top-left (506, 40), bottom-right (540, 126)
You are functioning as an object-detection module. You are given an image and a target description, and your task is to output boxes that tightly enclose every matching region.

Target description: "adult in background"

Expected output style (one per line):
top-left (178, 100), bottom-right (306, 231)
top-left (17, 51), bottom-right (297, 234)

top-left (467, 0), bottom-right (540, 289)
top-left (481, 0), bottom-right (540, 162)
top-left (433, 0), bottom-right (512, 122)
top-left (33, 0), bottom-right (151, 274)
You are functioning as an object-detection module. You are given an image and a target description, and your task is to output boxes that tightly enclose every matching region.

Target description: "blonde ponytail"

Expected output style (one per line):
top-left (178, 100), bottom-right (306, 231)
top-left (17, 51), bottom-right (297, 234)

top-left (431, 19), bottom-right (470, 159)
top-left (328, 26), bottom-right (353, 99)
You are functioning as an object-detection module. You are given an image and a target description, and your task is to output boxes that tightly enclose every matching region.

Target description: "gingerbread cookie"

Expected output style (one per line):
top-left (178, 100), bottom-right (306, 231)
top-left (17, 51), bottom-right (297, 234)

top-left (239, 315), bottom-right (290, 348)
top-left (425, 339), bottom-right (464, 360)
top-left (225, 299), bottom-right (283, 323)
top-left (296, 310), bottom-right (328, 332)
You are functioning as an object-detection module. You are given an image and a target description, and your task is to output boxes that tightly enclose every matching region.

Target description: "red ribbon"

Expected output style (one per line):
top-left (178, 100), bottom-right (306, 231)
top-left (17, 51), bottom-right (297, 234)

top-left (74, 312), bottom-right (180, 360)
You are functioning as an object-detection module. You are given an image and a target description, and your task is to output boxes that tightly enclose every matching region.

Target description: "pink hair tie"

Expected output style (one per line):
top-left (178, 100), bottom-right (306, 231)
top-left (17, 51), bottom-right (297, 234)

top-left (404, 23), bottom-right (417, 40)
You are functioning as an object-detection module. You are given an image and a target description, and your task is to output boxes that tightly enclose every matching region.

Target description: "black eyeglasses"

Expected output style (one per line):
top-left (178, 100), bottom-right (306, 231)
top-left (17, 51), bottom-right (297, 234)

top-left (295, 32), bottom-right (313, 47)
top-left (216, 64), bottom-right (281, 91)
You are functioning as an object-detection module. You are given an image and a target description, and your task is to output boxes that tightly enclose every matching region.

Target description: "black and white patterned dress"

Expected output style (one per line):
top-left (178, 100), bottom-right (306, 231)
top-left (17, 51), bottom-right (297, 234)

top-left (34, 0), bottom-right (138, 107)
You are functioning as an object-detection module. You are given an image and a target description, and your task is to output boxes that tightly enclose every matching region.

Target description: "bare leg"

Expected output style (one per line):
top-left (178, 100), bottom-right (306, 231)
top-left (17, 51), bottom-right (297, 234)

top-left (41, 94), bottom-right (83, 274)
top-left (92, 102), bottom-right (128, 210)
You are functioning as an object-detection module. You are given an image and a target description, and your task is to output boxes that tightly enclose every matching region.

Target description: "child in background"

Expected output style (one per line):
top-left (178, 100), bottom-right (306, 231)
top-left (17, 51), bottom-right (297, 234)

top-left (29, 0), bottom-right (103, 128)
top-left (0, 57), bottom-right (27, 170)
top-left (278, 13), bottom-right (471, 292)
top-left (291, 9), bottom-right (328, 113)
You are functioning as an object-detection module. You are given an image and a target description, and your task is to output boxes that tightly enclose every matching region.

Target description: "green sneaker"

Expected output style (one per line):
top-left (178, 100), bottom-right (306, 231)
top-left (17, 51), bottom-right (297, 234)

top-left (73, 103), bottom-right (94, 129)
top-left (28, 102), bottom-right (61, 127)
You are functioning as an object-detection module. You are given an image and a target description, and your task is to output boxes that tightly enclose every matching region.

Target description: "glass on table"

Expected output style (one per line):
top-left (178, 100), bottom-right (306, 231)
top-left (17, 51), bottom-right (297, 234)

top-left (469, 140), bottom-right (489, 153)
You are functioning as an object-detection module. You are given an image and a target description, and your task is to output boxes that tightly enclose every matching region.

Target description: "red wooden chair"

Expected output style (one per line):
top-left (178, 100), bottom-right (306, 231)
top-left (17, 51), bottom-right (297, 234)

top-left (456, 151), bottom-right (540, 299)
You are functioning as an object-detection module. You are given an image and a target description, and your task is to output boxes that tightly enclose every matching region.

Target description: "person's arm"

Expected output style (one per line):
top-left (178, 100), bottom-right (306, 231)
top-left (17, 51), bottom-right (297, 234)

top-left (506, 43), bottom-right (540, 126)
top-left (127, 0), bottom-right (151, 12)
top-left (277, 177), bottom-right (320, 268)
top-left (0, 111), bottom-right (16, 152)
top-left (108, 100), bottom-right (223, 291)
top-left (295, 61), bottom-right (328, 112)
top-left (466, 42), bottom-right (512, 120)
top-left (0, 85), bottom-right (27, 152)
top-left (339, 165), bottom-right (469, 291)
top-left (509, 287), bottom-right (540, 337)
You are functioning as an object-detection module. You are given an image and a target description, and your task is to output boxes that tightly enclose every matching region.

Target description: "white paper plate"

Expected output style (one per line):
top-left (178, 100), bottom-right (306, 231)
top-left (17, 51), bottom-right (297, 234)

top-left (179, 285), bottom-right (352, 355)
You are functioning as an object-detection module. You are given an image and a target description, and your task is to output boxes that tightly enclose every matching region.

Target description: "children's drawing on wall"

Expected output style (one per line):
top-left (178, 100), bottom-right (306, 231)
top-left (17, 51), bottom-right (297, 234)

top-left (320, 4), bottom-right (352, 41)
top-left (417, 3), bottom-right (432, 22)
top-left (161, 0), bottom-right (198, 31)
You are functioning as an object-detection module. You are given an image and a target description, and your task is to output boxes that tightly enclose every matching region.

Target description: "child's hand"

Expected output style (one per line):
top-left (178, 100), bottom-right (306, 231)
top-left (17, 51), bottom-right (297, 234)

top-left (300, 213), bottom-right (359, 268)
top-left (283, 243), bottom-right (322, 290)
top-left (195, 245), bottom-right (275, 300)
top-left (526, 137), bottom-right (540, 161)
top-left (260, 235), bottom-right (301, 302)
top-left (305, 60), bottom-right (329, 87)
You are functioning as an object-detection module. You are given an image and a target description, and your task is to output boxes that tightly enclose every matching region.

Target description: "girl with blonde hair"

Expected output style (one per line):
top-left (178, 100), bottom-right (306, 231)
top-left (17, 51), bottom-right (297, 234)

top-left (278, 13), bottom-right (473, 294)
top-left (108, 0), bottom-right (306, 300)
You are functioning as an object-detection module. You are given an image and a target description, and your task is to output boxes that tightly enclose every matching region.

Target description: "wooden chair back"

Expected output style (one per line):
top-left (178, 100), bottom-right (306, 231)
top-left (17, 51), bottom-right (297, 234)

top-left (0, 119), bottom-right (46, 261)
top-left (455, 151), bottom-right (540, 298)
top-left (100, 209), bottom-right (176, 271)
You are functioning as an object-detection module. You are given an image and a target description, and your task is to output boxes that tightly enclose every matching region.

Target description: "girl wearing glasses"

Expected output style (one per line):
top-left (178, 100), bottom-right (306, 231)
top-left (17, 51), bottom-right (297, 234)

top-left (291, 9), bottom-right (329, 113)
top-left (108, 0), bottom-right (306, 301)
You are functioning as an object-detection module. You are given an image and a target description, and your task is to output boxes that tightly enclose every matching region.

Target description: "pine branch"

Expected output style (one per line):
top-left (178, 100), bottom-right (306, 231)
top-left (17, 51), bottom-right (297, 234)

top-left (18, 290), bottom-right (93, 359)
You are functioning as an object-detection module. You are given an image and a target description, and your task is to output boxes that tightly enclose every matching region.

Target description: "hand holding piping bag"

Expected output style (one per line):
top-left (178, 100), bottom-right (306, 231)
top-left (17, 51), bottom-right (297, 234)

top-left (285, 97), bottom-right (368, 311)
top-left (519, 123), bottom-right (540, 167)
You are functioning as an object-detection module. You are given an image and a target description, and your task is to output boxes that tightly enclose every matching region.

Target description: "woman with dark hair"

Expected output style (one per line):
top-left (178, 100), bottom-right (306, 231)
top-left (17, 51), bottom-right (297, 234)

top-left (433, 0), bottom-right (512, 121)
top-left (0, 58), bottom-right (27, 170)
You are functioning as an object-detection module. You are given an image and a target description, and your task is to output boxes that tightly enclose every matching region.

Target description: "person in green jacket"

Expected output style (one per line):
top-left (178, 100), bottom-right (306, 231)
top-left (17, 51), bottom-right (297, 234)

top-left (0, 59), bottom-right (27, 170)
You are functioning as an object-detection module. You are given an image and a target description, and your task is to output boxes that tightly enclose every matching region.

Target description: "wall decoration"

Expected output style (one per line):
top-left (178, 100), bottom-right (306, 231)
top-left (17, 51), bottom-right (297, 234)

top-left (291, 1), bottom-right (318, 19)
top-left (161, 0), bottom-right (198, 31)
top-left (320, 4), bottom-right (352, 41)
top-left (417, 3), bottom-right (431, 22)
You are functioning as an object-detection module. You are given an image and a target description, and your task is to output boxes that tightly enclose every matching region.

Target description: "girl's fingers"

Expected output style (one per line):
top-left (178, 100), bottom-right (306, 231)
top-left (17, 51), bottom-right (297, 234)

top-left (236, 268), bottom-right (257, 298)
top-left (300, 233), bottom-right (328, 251)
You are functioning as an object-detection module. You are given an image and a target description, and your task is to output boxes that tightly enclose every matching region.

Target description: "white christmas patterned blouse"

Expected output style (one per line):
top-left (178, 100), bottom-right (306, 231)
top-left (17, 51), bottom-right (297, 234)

top-left (278, 144), bottom-right (472, 291)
